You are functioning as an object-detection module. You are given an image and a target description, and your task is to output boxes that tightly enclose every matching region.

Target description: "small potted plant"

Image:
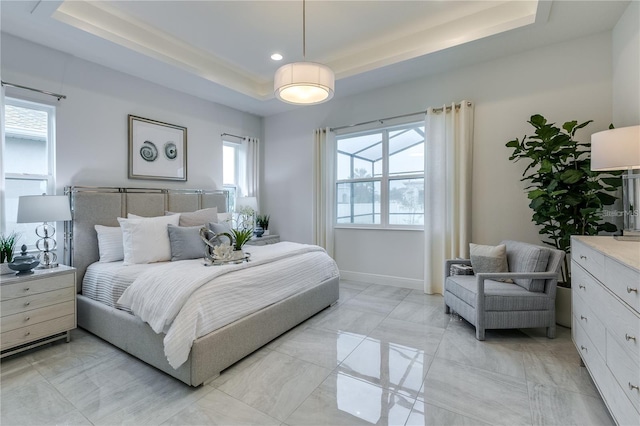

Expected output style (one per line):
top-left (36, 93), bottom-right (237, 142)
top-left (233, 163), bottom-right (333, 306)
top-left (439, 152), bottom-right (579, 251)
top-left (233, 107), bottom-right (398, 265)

top-left (256, 214), bottom-right (270, 236)
top-left (0, 232), bottom-right (19, 275)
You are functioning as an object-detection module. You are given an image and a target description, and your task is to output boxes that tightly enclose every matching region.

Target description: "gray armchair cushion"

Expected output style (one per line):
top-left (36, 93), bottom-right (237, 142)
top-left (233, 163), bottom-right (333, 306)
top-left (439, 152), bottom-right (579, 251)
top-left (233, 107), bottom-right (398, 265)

top-left (446, 275), bottom-right (553, 311)
top-left (502, 241), bottom-right (551, 292)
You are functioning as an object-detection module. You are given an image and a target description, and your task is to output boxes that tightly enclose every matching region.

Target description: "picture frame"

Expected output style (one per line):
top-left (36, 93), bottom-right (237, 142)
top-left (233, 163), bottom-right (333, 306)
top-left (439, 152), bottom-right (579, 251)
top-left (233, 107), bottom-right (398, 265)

top-left (128, 115), bottom-right (187, 181)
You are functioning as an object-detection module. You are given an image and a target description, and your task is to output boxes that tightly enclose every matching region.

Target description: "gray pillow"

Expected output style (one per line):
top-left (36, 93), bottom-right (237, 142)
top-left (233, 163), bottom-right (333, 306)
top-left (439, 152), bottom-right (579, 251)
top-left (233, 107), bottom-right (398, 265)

top-left (207, 221), bottom-right (233, 246)
top-left (503, 241), bottom-right (550, 292)
top-left (470, 243), bottom-right (508, 274)
top-left (166, 208), bottom-right (218, 227)
top-left (167, 225), bottom-right (206, 261)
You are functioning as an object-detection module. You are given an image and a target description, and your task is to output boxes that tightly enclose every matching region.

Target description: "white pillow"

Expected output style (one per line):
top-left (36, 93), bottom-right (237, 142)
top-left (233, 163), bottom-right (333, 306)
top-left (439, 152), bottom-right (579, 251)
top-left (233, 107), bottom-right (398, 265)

top-left (95, 225), bottom-right (124, 262)
top-left (117, 214), bottom-right (180, 265)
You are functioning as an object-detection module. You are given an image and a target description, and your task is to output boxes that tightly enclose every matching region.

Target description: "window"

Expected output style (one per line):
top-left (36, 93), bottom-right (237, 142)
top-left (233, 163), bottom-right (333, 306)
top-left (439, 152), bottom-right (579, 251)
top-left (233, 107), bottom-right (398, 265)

top-left (2, 98), bottom-right (56, 248)
top-left (336, 122), bottom-right (424, 227)
top-left (222, 141), bottom-right (239, 212)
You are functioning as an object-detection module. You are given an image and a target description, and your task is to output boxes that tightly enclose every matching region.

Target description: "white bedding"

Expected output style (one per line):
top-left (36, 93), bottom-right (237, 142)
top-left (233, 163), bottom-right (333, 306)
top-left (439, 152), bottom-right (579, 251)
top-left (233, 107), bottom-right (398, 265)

top-left (105, 242), bottom-right (339, 368)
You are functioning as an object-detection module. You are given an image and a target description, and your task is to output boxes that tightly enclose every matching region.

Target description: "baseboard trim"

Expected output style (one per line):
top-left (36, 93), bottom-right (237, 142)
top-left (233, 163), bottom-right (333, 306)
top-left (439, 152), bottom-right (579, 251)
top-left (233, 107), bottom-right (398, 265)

top-left (339, 270), bottom-right (423, 291)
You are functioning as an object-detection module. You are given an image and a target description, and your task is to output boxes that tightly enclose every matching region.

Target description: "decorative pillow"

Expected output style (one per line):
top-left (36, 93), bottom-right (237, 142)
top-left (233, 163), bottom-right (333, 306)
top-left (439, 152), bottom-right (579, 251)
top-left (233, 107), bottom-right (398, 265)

top-left (217, 212), bottom-right (232, 224)
top-left (117, 214), bottom-right (180, 265)
top-left (167, 225), bottom-right (206, 261)
top-left (94, 225), bottom-right (124, 262)
top-left (207, 221), bottom-right (233, 246)
top-left (469, 243), bottom-right (511, 282)
top-left (165, 208), bottom-right (218, 227)
top-left (503, 241), bottom-right (551, 292)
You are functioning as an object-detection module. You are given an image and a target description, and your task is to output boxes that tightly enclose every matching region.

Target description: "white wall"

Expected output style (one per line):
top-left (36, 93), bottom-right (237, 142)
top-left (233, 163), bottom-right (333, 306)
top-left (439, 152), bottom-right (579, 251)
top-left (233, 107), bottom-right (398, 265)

top-left (264, 32), bottom-right (614, 290)
top-left (1, 34), bottom-right (262, 194)
top-left (612, 1), bottom-right (640, 127)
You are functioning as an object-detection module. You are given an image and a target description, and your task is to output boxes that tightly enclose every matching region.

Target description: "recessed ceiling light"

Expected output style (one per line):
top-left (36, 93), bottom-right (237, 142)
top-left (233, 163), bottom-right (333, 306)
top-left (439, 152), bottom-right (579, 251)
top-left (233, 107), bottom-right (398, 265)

top-left (271, 53), bottom-right (283, 61)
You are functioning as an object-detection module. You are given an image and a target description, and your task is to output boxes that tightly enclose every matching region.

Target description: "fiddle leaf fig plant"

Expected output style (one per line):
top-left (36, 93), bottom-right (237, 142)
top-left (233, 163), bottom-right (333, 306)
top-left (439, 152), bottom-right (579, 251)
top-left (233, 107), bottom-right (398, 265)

top-left (506, 114), bottom-right (623, 286)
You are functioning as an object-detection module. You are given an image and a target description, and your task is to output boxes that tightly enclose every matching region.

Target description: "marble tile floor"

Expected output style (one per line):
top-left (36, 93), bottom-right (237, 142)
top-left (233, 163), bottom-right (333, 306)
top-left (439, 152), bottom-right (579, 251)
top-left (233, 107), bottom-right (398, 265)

top-left (0, 280), bottom-right (614, 426)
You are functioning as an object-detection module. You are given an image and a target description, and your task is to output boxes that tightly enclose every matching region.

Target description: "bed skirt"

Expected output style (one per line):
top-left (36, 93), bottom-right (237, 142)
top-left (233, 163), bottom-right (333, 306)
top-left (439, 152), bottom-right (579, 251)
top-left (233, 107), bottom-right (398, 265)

top-left (77, 275), bottom-right (339, 386)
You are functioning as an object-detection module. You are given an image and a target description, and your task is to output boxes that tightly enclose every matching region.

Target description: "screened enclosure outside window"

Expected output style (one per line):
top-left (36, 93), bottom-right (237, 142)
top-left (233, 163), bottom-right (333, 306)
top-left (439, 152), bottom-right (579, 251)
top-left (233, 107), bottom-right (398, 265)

top-left (2, 98), bottom-right (56, 248)
top-left (336, 122), bottom-right (425, 227)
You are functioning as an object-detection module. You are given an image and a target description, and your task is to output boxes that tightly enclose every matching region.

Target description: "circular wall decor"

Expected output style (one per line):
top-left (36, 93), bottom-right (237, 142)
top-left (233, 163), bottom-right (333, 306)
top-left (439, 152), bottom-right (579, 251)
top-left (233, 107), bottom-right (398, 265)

top-left (164, 142), bottom-right (178, 160)
top-left (140, 140), bottom-right (158, 162)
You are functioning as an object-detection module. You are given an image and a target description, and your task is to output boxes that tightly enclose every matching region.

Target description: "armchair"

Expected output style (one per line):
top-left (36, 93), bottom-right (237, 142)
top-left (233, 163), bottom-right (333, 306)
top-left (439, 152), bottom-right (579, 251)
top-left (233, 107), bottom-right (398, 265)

top-left (444, 240), bottom-right (565, 340)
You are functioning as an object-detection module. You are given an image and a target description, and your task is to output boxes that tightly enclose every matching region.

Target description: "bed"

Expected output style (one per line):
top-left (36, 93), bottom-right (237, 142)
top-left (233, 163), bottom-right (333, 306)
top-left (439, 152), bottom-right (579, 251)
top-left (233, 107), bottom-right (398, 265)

top-left (64, 186), bottom-right (339, 387)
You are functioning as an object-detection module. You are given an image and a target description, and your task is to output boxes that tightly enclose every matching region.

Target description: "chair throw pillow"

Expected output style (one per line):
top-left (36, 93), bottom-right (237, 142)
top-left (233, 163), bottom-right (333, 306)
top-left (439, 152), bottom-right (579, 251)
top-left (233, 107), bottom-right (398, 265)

top-left (503, 241), bottom-right (551, 292)
top-left (469, 243), bottom-right (511, 282)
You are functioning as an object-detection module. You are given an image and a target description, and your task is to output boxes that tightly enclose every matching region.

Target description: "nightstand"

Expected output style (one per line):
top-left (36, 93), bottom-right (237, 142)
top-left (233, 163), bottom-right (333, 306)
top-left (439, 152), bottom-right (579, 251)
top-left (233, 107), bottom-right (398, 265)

top-left (246, 234), bottom-right (280, 246)
top-left (1, 265), bottom-right (77, 358)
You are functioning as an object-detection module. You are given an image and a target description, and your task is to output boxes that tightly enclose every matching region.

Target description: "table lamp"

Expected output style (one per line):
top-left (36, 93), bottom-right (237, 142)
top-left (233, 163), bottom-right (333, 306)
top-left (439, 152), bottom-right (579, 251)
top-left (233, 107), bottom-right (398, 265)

top-left (17, 194), bottom-right (72, 267)
top-left (591, 125), bottom-right (640, 241)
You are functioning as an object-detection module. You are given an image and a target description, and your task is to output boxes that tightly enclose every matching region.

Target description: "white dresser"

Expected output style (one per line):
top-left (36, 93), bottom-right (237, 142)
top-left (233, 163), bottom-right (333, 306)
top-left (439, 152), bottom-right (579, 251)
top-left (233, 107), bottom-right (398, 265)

top-left (572, 236), bottom-right (640, 425)
top-left (1, 265), bottom-right (77, 357)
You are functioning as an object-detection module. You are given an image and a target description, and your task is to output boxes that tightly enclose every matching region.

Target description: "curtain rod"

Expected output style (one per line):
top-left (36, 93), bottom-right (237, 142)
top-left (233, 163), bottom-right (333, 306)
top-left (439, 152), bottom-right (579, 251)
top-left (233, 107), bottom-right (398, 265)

top-left (330, 101), bottom-right (472, 132)
top-left (221, 132), bottom-right (245, 140)
top-left (1, 81), bottom-right (67, 101)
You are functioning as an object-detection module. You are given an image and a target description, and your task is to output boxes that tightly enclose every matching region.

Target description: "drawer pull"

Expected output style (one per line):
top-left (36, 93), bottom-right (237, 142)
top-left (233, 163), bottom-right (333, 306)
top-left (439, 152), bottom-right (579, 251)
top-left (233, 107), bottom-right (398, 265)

top-left (625, 334), bottom-right (637, 342)
top-left (627, 287), bottom-right (638, 293)
top-left (580, 255), bottom-right (587, 259)
top-left (24, 301), bottom-right (30, 307)
top-left (579, 284), bottom-right (586, 290)
top-left (24, 287), bottom-right (30, 292)
top-left (580, 315), bottom-right (587, 321)
top-left (580, 345), bottom-right (587, 352)
top-left (630, 383), bottom-right (639, 392)
top-left (24, 316), bottom-right (30, 322)
top-left (24, 331), bottom-right (30, 337)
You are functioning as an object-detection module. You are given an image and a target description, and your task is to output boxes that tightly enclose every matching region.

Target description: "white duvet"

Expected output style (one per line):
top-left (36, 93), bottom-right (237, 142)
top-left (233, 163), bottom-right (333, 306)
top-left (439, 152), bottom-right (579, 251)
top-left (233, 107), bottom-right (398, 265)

top-left (117, 242), bottom-right (338, 368)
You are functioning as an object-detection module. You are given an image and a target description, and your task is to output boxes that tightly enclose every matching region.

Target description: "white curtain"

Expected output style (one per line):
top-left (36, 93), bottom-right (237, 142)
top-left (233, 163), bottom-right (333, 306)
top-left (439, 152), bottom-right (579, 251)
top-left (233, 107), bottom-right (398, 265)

top-left (424, 101), bottom-right (474, 294)
top-left (238, 137), bottom-right (259, 201)
top-left (313, 128), bottom-right (335, 258)
top-left (0, 85), bottom-right (5, 231)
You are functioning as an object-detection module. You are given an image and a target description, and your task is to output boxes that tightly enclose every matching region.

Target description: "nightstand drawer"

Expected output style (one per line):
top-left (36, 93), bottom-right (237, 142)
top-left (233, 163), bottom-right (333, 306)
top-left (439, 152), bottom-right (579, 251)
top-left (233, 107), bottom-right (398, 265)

top-left (0, 287), bottom-right (75, 317)
top-left (0, 314), bottom-right (75, 350)
top-left (1, 274), bottom-right (74, 301)
top-left (0, 300), bottom-right (75, 333)
top-left (607, 330), bottom-right (640, 412)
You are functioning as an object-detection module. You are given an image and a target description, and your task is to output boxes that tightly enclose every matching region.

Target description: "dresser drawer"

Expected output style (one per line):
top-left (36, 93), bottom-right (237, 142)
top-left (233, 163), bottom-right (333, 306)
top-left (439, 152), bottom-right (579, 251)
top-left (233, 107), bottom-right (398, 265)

top-left (573, 299), bottom-right (606, 358)
top-left (1, 273), bottom-right (74, 301)
top-left (607, 330), bottom-right (640, 413)
top-left (0, 287), bottom-right (75, 317)
top-left (573, 263), bottom-right (604, 313)
top-left (574, 321), bottom-right (640, 425)
top-left (0, 300), bottom-right (75, 333)
top-left (603, 256), bottom-right (640, 313)
top-left (0, 314), bottom-right (75, 350)
top-left (572, 239), bottom-right (605, 283)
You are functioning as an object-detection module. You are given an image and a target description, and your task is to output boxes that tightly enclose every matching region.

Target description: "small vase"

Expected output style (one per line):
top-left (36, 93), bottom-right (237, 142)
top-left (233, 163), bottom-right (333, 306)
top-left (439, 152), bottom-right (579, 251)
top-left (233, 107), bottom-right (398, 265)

top-left (231, 249), bottom-right (245, 261)
top-left (254, 226), bottom-right (264, 238)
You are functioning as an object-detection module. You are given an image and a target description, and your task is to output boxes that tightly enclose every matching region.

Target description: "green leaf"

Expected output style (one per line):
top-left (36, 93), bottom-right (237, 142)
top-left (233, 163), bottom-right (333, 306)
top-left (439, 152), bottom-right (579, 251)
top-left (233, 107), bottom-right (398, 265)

top-left (560, 169), bottom-right (583, 184)
top-left (506, 140), bottom-right (521, 148)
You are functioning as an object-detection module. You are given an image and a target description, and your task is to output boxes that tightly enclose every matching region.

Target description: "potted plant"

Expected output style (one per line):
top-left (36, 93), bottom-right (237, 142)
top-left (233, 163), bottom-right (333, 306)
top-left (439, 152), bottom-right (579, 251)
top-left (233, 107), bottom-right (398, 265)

top-left (0, 232), bottom-right (19, 275)
top-left (506, 115), bottom-right (622, 326)
top-left (256, 214), bottom-right (270, 236)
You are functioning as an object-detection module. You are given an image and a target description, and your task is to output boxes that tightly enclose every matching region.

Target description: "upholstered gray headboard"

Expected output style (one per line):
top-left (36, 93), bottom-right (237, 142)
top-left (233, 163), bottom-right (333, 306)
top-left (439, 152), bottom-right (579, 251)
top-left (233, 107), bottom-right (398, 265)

top-left (63, 186), bottom-right (229, 292)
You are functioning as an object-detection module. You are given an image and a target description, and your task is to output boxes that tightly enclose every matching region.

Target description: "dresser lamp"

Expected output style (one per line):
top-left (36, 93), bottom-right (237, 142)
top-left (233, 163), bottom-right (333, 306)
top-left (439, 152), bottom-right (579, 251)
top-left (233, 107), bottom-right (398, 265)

top-left (17, 194), bottom-right (72, 267)
top-left (591, 125), bottom-right (640, 241)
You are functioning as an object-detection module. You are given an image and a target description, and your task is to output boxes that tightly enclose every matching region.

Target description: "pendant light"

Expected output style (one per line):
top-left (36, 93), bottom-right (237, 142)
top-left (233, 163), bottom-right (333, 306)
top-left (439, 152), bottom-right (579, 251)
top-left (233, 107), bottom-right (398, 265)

top-left (274, 0), bottom-right (335, 105)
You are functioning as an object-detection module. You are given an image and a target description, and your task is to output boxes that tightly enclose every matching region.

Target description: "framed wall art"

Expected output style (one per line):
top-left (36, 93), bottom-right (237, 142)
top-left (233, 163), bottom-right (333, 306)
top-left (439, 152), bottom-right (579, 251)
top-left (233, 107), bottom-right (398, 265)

top-left (128, 115), bottom-right (187, 181)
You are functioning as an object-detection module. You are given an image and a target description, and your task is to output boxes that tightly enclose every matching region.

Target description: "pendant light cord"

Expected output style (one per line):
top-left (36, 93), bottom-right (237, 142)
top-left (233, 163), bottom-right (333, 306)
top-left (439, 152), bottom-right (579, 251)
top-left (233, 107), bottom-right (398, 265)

top-left (302, 0), bottom-right (306, 59)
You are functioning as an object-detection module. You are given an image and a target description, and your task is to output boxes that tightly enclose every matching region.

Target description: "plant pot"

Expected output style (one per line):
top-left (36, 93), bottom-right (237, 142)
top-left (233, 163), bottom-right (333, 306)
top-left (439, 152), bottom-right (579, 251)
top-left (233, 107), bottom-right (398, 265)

top-left (263, 230), bottom-right (270, 236)
top-left (0, 263), bottom-right (12, 275)
top-left (555, 285), bottom-right (572, 328)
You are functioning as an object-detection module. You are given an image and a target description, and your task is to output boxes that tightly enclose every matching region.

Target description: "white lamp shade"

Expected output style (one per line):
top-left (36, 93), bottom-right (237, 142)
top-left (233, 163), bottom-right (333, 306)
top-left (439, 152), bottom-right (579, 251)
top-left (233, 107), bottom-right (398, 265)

top-left (17, 195), bottom-right (72, 223)
top-left (274, 62), bottom-right (335, 105)
top-left (591, 125), bottom-right (640, 171)
top-left (235, 196), bottom-right (258, 212)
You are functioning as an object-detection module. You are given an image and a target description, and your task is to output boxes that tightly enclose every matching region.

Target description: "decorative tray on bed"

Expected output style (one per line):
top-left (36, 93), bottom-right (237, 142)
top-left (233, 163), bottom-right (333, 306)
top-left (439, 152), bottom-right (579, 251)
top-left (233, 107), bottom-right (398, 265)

top-left (204, 251), bottom-right (251, 266)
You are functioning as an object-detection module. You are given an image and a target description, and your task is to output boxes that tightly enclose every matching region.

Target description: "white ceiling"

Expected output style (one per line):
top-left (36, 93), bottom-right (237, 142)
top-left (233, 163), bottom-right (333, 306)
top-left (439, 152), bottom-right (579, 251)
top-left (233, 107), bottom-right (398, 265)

top-left (0, 1), bottom-right (630, 117)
